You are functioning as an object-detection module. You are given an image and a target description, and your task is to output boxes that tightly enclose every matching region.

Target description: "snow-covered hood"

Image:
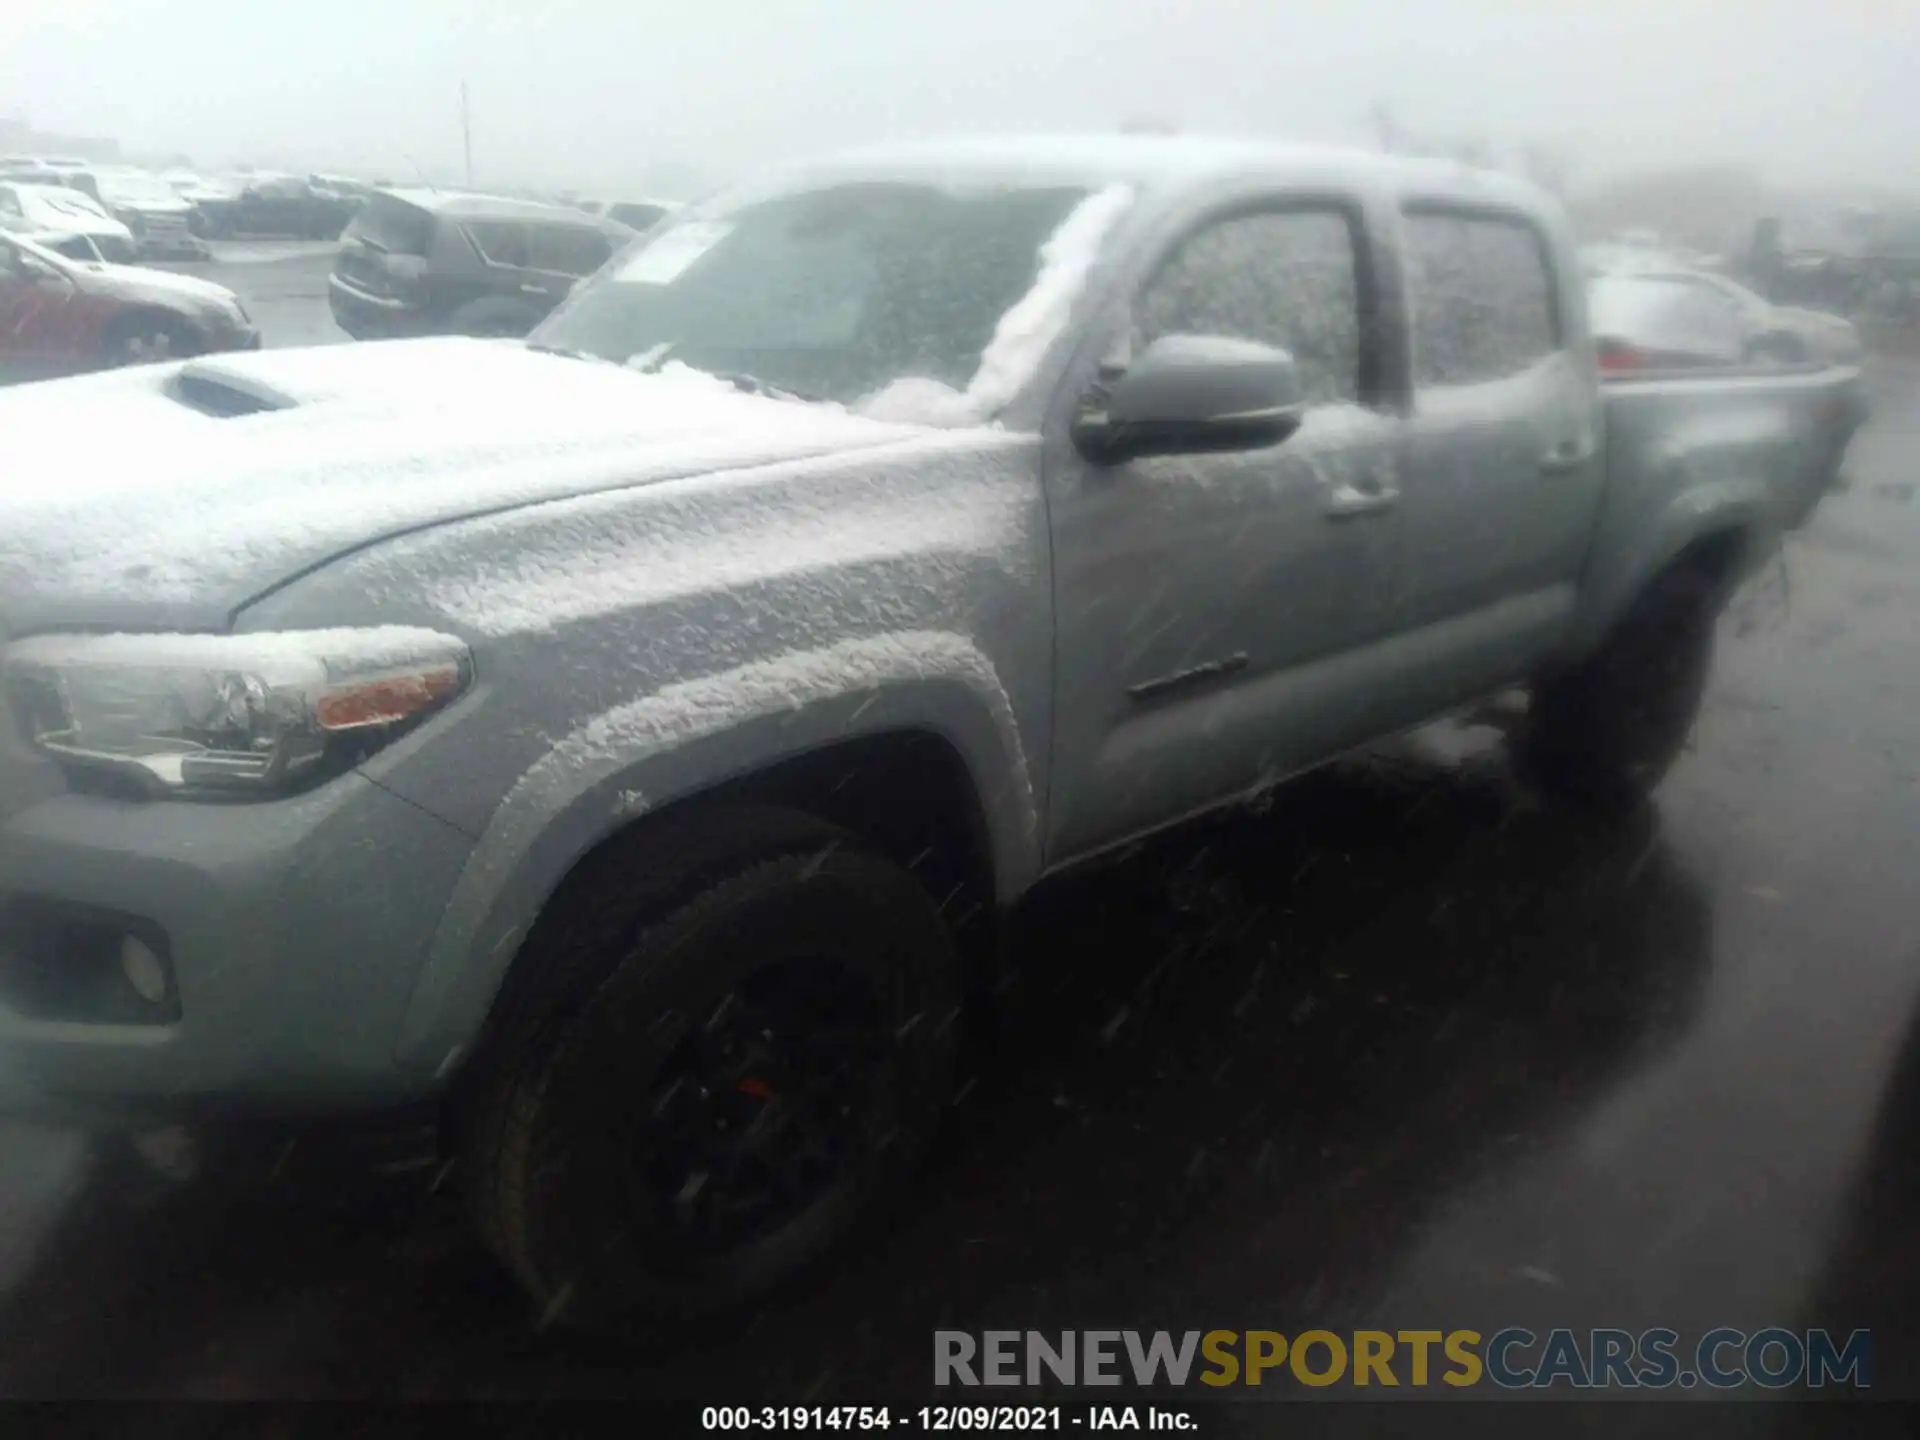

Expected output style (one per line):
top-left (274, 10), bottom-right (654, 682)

top-left (88, 261), bottom-right (241, 310)
top-left (0, 338), bottom-right (938, 633)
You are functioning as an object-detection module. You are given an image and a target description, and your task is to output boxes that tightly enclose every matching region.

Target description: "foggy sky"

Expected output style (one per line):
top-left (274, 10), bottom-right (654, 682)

top-left (1, 0), bottom-right (1912, 196)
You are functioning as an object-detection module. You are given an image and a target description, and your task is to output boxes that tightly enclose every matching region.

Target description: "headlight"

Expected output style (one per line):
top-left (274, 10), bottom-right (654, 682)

top-left (4, 627), bottom-right (471, 799)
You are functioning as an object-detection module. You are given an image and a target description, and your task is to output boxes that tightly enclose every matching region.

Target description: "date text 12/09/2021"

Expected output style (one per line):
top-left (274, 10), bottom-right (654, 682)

top-left (702, 1407), bottom-right (1197, 1432)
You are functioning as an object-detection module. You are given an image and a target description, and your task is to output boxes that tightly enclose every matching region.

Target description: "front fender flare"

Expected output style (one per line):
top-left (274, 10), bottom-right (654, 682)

top-left (390, 630), bottom-right (1042, 1080)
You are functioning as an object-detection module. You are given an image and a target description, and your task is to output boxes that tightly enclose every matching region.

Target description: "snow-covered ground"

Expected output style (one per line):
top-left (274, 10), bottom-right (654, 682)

top-left (200, 239), bottom-right (341, 267)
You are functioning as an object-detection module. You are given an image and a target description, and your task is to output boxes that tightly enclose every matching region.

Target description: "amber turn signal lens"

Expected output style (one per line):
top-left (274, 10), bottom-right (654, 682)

top-left (315, 664), bottom-right (464, 732)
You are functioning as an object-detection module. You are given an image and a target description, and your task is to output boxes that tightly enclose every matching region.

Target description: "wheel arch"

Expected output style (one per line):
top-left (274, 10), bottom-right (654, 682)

top-left (394, 676), bottom-right (1040, 1086)
top-left (1563, 476), bottom-right (1775, 665)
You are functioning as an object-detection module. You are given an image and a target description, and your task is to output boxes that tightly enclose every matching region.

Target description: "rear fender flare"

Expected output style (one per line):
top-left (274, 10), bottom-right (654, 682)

top-left (1566, 475), bottom-right (1776, 660)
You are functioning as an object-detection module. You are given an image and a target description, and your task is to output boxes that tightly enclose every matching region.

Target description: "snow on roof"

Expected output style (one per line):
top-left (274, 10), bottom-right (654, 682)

top-left (783, 133), bottom-right (1550, 209)
top-left (376, 187), bottom-right (613, 222)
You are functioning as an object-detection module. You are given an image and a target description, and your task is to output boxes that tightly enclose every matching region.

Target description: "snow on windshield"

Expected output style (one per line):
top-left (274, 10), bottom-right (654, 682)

top-left (543, 180), bottom-right (1133, 426)
top-left (25, 189), bottom-right (109, 222)
top-left (858, 185), bottom-right (1134, 425)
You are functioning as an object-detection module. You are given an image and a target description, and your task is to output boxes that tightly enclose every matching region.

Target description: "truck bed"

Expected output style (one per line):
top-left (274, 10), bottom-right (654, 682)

top-left (1600, 359), bottom-right (1868, 526)
top-left (1565, 360), bottom-right (1868, 659)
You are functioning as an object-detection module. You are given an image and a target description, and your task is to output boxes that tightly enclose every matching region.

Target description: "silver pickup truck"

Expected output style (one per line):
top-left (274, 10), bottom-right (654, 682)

top-left (0, 137), bottom-right (1866, 1330)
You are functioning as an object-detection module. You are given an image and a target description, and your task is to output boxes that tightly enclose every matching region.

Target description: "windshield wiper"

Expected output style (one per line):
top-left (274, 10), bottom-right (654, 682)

top-left (525, 341), bottom-right (606, 364)
top-left (709, 371), bottom-right (823, 404)
top-left (627, 344), bottom-right (819, 403)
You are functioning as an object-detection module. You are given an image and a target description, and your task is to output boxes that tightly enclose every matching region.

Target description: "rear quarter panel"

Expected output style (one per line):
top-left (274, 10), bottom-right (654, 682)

top-left (1567, 364), bottom-right (1862, 656)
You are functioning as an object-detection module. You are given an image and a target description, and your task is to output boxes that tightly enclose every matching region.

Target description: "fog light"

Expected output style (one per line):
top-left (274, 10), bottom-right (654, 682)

top-left (120, 934), bottom-right (170, 1005)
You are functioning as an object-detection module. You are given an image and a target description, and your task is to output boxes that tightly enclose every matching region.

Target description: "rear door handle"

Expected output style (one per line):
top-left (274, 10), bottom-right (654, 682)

top-left (1540, 440), bottom-right (1594, 474)
top-left (1325, 475), bottom-right (1400, 519)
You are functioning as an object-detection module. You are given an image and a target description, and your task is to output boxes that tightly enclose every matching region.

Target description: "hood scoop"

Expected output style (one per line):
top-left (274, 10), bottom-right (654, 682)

top-left (168, 361), bottom-right (301, 418)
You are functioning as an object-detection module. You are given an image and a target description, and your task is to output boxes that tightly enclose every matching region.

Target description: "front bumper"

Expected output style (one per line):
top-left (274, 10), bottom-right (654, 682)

top-left (0, 769), bottom-right (477, 1128)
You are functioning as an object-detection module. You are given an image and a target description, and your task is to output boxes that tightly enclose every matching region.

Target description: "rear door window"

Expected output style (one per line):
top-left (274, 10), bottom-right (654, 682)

top-left (465, 219), bottom-right (533, 269)
top-left (1403, 210), bottom-right (1560, 386)
top-left (527, 224), bottom-right (614, 277)
top-left (344, 194), bottom-right (435, 256)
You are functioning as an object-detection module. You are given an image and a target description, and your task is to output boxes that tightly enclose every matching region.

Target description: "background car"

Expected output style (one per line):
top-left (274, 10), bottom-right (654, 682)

top-left (1587, 264), bottom-right (1868, 526)
top-left (1586, 265), bottom-right (1861, 371)
top-left (87, 166), bottom-right (206, 259)
top-left (198, 172), bottom-right (362, 239)
top-left (328, 189), bottom-right (634, 339)
top-left (0, 155), bottom-right (93, 185)
top-left (0, 230), bottom-right (258, 382)
top-left (161, 169), bottom-right (244, 234)
top-left (0, 181), bottom-right (138, 262)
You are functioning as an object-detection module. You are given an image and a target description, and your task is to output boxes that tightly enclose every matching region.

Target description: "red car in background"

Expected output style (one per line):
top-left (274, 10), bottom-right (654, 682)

top-left (0, 230), bottom-right (259, 384)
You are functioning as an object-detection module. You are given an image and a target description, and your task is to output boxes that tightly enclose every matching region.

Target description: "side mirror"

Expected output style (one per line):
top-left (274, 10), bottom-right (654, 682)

top-left (1072, 333), bottom-right (1306, 465)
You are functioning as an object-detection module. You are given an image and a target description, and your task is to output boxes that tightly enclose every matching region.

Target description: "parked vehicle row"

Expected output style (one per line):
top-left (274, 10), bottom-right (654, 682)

top-left (188, 172), bottom-right (367, 240)
top-left (0, 181), bottom-right (138, 263)
top-left (0, 136), bottom-right (1870, 1334)
top-left (329, 189), bottom-right (637, 339)
top-left (0, 156), bottom-right (386, 251)
top-left (1, 161), bottom-right (204, 259)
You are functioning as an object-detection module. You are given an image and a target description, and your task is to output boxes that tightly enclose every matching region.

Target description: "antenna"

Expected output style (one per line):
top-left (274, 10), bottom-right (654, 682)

top-left (461, 81), bottom-right (474, 189)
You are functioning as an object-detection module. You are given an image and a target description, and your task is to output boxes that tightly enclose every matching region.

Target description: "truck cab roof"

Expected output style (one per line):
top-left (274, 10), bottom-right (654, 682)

top-left (774, 133), bottom-right (1557, 219)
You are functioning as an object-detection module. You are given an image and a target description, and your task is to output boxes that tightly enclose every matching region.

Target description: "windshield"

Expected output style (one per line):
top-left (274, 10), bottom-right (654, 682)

top-left (534, 181), bottom-right (1117, 411)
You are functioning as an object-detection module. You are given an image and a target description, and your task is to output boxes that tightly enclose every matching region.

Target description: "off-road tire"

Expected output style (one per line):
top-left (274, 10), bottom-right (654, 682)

top-left (463, 809), bottom-right (961, 1335)
top-left (1519, 565), bottom-right (1719, 807)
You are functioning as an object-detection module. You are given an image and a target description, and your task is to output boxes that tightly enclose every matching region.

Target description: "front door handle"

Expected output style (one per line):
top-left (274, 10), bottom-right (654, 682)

top-left (1325, 475), bottom-right (1400, 519)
